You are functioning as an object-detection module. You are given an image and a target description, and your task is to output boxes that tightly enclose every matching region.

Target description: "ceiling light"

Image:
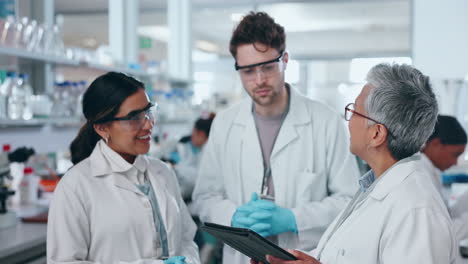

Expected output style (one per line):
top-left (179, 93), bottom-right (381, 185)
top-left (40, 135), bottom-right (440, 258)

top-left (138, 25), bottom-right (170, 42)
top-left (195, 40), bottom-right (219, 53)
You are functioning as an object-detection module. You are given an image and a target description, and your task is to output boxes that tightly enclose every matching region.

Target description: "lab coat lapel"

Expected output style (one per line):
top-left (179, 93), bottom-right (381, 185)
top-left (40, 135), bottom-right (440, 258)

top-left (271, 88), bottom-right (309, 159)
top-left (89, 141), bottom-right (145, 196)
top-left (112, 173), bottom-right (143, 195)
top-left (234, 99), bottom-right (264, 200)
top-left (147, 166), bottom-right (168, 227)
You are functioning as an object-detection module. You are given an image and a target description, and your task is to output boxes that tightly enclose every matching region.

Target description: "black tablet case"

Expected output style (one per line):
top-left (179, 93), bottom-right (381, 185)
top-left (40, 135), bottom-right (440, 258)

top-left (200, 222), bottom-right (298, 264)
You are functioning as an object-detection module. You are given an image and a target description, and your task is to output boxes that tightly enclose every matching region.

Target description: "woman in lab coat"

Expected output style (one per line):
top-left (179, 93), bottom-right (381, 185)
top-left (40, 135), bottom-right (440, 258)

top-left (259, 63), bottom-right (457, 264)
top-left (47, 72), bottom-right (200, 264)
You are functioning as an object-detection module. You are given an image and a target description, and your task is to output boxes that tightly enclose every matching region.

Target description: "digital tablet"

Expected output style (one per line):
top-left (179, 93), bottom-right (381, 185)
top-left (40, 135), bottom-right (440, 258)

top-left (200, 222), bottom-right (298, 264)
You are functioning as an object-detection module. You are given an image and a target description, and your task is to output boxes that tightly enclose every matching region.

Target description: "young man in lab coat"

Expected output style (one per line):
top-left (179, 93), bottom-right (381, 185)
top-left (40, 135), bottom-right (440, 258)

top-left (420, 115), bottom-right (468, 243)
top-left (192, 11), bottom-right (360, 264)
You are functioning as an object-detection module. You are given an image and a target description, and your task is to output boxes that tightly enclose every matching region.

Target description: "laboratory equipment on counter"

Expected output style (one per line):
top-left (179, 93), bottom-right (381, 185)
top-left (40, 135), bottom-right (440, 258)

top-left (0, 144), bottom-right (16, 229)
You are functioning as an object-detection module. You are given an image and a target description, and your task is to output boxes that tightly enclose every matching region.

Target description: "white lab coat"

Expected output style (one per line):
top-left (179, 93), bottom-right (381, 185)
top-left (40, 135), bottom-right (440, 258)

top-left (313, 156), bottom-right (456, 264)
top-left (192, 87), bottom-right (360, 264)
top-left (420, 153), bottom-right (448, 204)
top-left (47, 140), bottom-right (200, 264)
top-left (420, 153), bottom-right (468, 243)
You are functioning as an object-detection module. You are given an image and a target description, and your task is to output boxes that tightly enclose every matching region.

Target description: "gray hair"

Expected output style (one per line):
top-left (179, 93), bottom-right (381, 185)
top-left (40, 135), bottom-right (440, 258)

top-left (365, 63), bottom-right (438, 160)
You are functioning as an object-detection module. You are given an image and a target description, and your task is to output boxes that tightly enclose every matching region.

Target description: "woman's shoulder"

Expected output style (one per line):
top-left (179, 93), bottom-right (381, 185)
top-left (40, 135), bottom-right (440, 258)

top-left (59, 158), bottom-right (93, 187)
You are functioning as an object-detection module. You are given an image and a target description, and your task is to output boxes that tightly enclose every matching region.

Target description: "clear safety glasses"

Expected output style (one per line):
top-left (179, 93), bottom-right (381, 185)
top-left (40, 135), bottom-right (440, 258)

top-left (344, 103), bottom-right (396, 139)
top-left (235, 52), bottom-right (284, 82)
top-left (106, 103), bottom-right (157, 131)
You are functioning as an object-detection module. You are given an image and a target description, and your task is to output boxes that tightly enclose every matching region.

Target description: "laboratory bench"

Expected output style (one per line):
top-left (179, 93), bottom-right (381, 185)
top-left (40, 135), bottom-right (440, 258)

top-left (0, 221), bottom-right (46, 263)
top-left (0, 205), bottom-right (48, 264)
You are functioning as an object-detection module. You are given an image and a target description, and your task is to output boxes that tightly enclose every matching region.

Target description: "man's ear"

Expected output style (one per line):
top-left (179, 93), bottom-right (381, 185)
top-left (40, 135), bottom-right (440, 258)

top-left (283, 51), bottom-right (289, 70)
top-left (93, 123), bottom-right (109, 140)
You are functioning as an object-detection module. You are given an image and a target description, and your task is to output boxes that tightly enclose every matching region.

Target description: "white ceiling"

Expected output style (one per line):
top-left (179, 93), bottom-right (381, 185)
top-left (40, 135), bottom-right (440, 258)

top-left (56, 0), bottom-right (411, 60)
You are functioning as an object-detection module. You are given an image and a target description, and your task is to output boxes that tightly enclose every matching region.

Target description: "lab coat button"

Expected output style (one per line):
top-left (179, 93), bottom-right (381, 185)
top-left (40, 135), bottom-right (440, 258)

top-left (339, 249), bottom-right (345, 256)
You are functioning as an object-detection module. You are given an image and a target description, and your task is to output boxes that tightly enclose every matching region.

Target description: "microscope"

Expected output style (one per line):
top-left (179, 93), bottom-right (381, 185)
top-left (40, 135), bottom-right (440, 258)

top-left (0, 148), bottom-right (16, 229)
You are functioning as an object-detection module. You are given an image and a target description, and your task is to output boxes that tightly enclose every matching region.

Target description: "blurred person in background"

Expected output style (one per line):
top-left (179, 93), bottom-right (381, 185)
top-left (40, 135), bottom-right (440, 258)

top-left (165, 113), bottom-right (216, 201)
top-left (192, 11), bottom-right (360, 264)
top-left (259, 63), bottom-right (456, 264)
top-left (420, 115), bottom-right (468, 251)
top-left (47, 72), bottom-right (200, 264)
top-left (421, 114), bottom-right (467, 204)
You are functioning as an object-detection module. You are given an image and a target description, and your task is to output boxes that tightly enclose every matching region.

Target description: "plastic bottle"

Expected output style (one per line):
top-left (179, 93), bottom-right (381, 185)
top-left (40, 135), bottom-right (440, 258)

top-left (0, 71), bottom-right (15, 119)
top-left (0, 16), bottom-right (16, 47)
top-left (20, 74), bottom-right (33, 120)
top-left (0, 144), bottom-right (11, 169)
top-left (7, 73), bottom-right (25, 120)
top-left (19, 167), bottom-right (39, 205)
top-left (51, 82), bottom-right (66, 118)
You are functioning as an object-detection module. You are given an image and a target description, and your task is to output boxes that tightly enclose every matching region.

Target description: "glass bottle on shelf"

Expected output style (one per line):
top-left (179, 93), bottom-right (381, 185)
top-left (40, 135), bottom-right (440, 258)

top-left (13, 17), bottom-right (26, 49)
top-left (38, 24), bottom-right (53, 55)
top-left (0, 16), bottom-right (16, 47)
top-left (20, 17), bottom-right (35, 50)
top-left (28, 21), bottom-right (43, 53)
top-left (0, 71), bottom-right (15, 119)
top-left (52, 25), bottom-right (65, 57)
top-left (20, 74), bottom-right (33, 120)
top-left (50, 82), bottom-right (65, 118)
top-left (62, 81), bottom-right (73, 117)
top-left (7, 73), bottom-right (25, 120)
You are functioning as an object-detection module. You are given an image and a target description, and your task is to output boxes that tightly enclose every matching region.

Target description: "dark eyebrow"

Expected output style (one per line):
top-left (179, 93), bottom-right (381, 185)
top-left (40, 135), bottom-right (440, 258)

top-left (123, 103), bottom-right (153, 117)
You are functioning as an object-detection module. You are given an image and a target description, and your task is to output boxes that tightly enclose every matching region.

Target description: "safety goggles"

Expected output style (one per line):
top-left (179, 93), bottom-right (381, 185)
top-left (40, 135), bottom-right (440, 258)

top-left (100, 102), bottom-right (157, 131)
top-left (235, 52), bottom-right (284, 81)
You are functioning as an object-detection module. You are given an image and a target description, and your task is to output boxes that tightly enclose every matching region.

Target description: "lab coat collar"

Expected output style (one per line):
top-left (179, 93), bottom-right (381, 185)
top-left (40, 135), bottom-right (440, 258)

top-left (233, 83), bottom-right (311, 126)
top-left (369, 154), bottom-right (421, 200)
top-left (89, 140), bottom-right (148, 177)
top-left (420, 152), bottom-right (440, 175)
top-left (89, 140), bottom-right (149, 195)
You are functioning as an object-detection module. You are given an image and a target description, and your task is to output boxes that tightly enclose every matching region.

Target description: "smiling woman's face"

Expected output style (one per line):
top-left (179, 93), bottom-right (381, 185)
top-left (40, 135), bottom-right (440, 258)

top-left (98, 88), bottom-right (154, 163)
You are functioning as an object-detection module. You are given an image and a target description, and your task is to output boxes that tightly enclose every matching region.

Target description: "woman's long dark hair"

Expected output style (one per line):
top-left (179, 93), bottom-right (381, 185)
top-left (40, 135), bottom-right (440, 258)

top-left (70, 72), bottom-right (144, 165)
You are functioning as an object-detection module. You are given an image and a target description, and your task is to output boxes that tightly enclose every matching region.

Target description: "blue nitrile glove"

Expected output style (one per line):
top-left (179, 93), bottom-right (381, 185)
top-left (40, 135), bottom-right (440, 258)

top-left (231, 193), bottom-right (259, 228)
top-left (249, 199), bottom-right (298, 237)
top-left (164, 256), bottom-right (186, 264)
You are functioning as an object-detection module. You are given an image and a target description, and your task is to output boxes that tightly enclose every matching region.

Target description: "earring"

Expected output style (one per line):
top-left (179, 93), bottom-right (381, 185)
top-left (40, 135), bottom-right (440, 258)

top-left (104, 136), bottom-right (109, 144)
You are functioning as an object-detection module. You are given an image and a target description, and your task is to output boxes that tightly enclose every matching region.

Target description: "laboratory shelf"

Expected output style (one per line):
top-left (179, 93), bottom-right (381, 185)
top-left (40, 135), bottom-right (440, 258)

top-left (0, 117), bottom-right (83, 128)
top-left (0, 46), bottom-right (78, 66)
top-left (0, 46), bottom-right (152, 77)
